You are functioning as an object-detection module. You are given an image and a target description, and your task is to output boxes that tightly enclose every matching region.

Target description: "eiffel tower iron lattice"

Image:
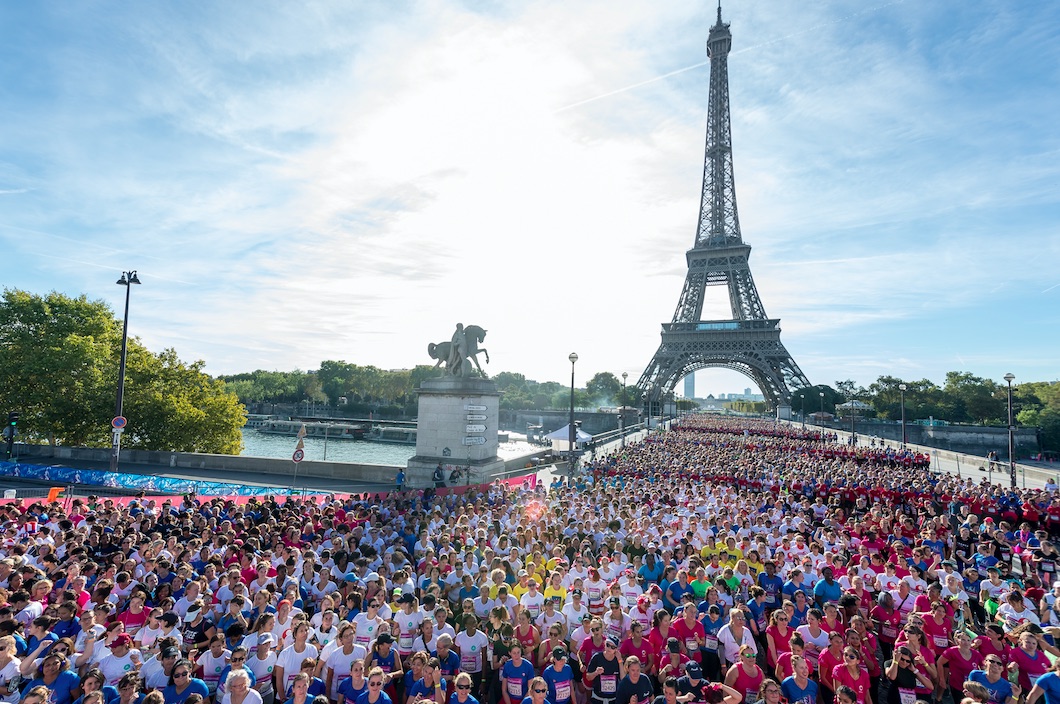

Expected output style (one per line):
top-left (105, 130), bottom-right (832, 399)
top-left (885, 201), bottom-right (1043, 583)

top-left (637, 4), bottom-right (810, 415)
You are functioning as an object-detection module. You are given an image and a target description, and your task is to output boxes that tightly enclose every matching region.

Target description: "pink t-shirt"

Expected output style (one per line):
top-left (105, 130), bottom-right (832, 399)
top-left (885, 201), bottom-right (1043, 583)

top-left (940, 646), bottom-right (982, 690)
top-left (831, 665), bottom-right (871, 704)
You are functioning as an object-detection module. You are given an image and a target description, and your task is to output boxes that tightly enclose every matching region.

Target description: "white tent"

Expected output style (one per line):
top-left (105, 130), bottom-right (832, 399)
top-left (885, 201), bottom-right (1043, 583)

top-left (545, 424), bottom-right (593, 453)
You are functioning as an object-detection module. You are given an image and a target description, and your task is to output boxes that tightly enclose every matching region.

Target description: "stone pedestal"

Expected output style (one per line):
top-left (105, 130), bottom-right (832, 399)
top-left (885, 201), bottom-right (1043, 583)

top-left (406, 377), bottom-right (506, 488)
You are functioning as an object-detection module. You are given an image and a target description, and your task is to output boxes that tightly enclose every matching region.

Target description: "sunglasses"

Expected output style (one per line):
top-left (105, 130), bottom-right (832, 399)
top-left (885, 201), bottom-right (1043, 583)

top-left (845, 654), bottom-right (857, 660)
top-left (369, 682), bottom-right (383, 687)
top-left (457, 685), bottom-right (471, 691)
top-left (534, 690), bottom-right (547, 694)
top-left (232, 657), bottom-right (245, 662)
top-left (174, 672), bottom-right (190, 679)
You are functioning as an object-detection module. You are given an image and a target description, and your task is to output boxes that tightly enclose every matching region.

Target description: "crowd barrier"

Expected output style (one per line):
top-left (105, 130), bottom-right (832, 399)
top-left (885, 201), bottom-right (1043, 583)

top-left (0, 459), bottom-right (292, 497)
top-left (0, 464), bottom-right (539, 507)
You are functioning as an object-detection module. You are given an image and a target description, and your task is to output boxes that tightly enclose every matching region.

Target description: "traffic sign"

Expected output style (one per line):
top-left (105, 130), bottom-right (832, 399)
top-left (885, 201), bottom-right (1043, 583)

top-left (466, 414), bottom-right (487, 421)
top-left (464, 404), bottom-right (487, 411)
top-left (465, 424), bottom-right (487, 433)
top-left (462, 436), bottom-right (486, 446)
top-left (292, 448), bottom-right (305, 463)
top-left (112, 416), bottom-right (127, 429)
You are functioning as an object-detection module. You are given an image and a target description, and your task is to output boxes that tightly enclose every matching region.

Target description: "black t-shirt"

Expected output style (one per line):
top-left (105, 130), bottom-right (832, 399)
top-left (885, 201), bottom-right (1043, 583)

top-left (615, 675), bottom-right (654, 704)
top-left (885, 663), bottom-right (919, 704)
top-left (588, 652), bottom-right (622, 698)
top-left (954, 536), bottom-right (976, 563)
top-left (676, 677), bottom-right (714, 704)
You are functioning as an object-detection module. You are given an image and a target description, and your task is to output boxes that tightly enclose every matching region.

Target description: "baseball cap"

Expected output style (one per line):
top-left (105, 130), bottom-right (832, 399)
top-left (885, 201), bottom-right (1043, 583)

top-left (571, 589), bottom-right (583, 597)
top-left (552, 647), bottom-right (568, 660)
top-left (376, 633), bottom-right (394, 645)
top-left (112, 633), bottom-right (133, 648)
top-left (685, 662), bottom-right (703, 678)
top-left (609, 597), bottom-right (622, 606)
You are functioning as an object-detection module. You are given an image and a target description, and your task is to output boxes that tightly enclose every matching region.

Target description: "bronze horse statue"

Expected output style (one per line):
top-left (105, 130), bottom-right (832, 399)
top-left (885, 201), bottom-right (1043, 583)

top-left (428, 324), bottom-right (489, 376)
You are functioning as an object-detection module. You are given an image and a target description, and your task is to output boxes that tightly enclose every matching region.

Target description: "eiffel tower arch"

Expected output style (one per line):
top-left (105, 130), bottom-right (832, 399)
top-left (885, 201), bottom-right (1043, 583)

top-left (638, 5), bottom-right (810, 414)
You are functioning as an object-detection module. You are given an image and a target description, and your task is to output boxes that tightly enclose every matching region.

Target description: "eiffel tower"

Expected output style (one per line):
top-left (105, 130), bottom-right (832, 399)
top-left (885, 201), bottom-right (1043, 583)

top-left (638, 4), bottom-right (810, 416)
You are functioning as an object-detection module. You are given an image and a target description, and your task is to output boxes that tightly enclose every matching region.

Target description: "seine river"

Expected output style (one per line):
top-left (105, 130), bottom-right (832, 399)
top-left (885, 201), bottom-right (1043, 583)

top-left (239, 429), bottom-right (539, 466)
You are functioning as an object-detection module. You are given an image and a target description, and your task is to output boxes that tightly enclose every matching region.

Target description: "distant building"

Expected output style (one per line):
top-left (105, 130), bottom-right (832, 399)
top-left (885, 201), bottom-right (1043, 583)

top-left (684, 375), bottom-right (695, 400)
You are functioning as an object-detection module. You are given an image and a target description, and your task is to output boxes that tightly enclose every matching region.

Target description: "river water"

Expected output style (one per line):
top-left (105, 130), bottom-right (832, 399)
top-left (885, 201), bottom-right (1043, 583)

top-left (239, 429), bottom-right (539, 466)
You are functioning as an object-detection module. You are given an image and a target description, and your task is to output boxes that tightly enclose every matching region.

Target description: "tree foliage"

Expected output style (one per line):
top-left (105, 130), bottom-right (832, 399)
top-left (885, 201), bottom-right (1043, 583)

top-left (0, 289), bottom-right (245, 453)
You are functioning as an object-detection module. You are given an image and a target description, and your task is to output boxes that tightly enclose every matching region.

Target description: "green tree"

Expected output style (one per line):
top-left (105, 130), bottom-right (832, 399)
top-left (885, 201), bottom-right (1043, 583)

top-left (0, 288), bottom-right (245, 453)
top-left (789, 385), bottom-right (842, 416)
top-left (943, 371), bottom-right (1004, 423)
top-left (585, 372), bottom-right (621, 403)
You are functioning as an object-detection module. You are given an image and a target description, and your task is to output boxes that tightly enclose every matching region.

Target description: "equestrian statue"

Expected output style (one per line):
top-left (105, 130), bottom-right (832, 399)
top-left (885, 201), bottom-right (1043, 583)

top-left (427, 324), bottom-right (489, 378)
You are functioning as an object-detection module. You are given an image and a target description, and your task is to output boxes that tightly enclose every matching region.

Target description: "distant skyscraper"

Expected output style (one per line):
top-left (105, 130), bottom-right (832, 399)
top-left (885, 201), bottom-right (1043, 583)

top-left (684, 374), bottom-right (695, 400)
top-left (744, 388), bottom-right (752, 397)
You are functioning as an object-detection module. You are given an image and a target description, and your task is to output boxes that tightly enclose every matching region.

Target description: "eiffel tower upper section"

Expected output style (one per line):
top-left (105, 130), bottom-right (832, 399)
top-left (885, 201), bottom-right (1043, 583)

top-left (638, 4), bottom-right (810, 411)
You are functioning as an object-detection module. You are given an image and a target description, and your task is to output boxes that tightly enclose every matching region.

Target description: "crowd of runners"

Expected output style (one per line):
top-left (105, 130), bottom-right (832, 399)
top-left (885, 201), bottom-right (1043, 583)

top-left (2, 415), bottom-right (1060, 704)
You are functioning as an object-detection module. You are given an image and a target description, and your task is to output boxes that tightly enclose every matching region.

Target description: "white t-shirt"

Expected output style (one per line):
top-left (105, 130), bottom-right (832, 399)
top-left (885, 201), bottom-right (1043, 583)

top-left (454, 630), bottom-right (488, 673)
top-left (394, 610), bottom-right (424, 654)
top-left (99, 650), bottom-right (141, 687)
top-left (221, 688), bottom-right (264, 704)
top-left (352, 614), bottom-right (383, 650)
top-left (0, 659), bottom-right (21, 704)
top-left (140, 656), bottom-right (170, 690)
top-left (325, 646), bottom-right (367, 697)
top-left (276, 644), bottom-right (319, 694)
top-left (247, 652), bottom-right (277, 696)
top-left (519, 592), bottom-right (546, 621)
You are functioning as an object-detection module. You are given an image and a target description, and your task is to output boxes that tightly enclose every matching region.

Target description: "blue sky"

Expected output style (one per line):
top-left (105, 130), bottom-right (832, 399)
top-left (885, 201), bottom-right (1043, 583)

top-left (1, 1), bottom-right (1058, 397)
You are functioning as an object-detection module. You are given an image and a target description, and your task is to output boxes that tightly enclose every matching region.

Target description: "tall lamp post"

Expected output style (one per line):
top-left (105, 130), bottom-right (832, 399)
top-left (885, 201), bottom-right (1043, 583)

top-left (1005, 372), bottom-right (1016, 488)
top-left (898, 383), bottom-right (907, 449)
top-left (799, 394), bottom-right (805, 428)
top-left (111, 270), bottom-right (141, 472)
top-left (818, 391), bottom-right (825, 426)
top-left (620, 372), bottom-right (628, 448)
top-left (568, 353), bottom-right (578, 478)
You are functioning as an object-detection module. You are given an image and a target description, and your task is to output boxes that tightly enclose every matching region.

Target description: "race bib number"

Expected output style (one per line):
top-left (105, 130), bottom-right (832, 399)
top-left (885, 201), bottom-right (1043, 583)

top-left (703, 635), bottom-right (719, 651)
top-left (881, 625), bottom-right (897, 640)
top-left (898, 688), bottom-right (916, 704)
top-left (461, 652), bottom-right (478, 671)
top-left (933, 635), bottom-right (948, 648)
top-left (555, 680), bottom-right (572, 702)
top-left (600, 675), bottom-right (617, 694)
top-left (765, 594), bottom-right (776, 605)
top-left (685, 638), bottom-right (699, 653)
top-left (399, 635), bottom-right (415, 651)
top-left (507, 678), bottom-right (523, 697)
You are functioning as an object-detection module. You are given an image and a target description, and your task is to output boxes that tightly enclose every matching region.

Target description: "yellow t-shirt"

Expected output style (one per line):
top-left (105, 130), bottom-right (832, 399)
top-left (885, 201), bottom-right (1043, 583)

top-left (544, 585), bottom-right (567, 607)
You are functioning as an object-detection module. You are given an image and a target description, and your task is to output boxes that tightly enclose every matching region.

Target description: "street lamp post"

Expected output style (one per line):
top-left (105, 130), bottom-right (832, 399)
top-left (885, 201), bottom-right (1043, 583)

top-left (899, 384), bottom-right (907, 449)
top-left (1005, 372), bottom-right (1016, 488)
top-left (818, 391), bottom-right (825, 426)
top-left (799, 394), bottom-right (805, 428)
top-left (111, 270), bottom-right (141, 472)
top-left (568, 353), bottom-right (578, 479)
top-left (621, 372), bottom-right (628, 449)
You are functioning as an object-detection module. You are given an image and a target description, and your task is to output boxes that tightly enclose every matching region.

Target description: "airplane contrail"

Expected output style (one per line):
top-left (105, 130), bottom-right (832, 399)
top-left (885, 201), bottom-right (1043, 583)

top-left (554, 0), bottom-right (909, 114)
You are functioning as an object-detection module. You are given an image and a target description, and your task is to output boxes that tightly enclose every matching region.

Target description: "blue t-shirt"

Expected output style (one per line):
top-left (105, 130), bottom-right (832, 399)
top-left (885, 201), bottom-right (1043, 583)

top-left (812, 580), bottom-right (841, 605)
top-left (356, 692), bottom-right (394, 704)
top-left (162, 679), bottom-right (210, 704)
top-left (28, 670), bottom-right (82, 704)
top-left (407, 678), bottom-right (447, 703)
top-left (667, 581), bottom-right (694, 606)
top-left (448, 695), bottom-right (480, 704)
top-left (1034, 672), bottom-right (1060, 704)
top-left (781, 677), bottom-right (818, 704)
top-left (338, 678), bottom-right (368, 704)
top-left (542, 664), bottom-right (575, 704)
top-left (501, 659), bottom-right (536, 701)
top-left (968, 670), bottom-right (1014, 704)
top-left (758, 574), bottom-right (783, 607)
top-left (73, 686), bottom-right (120, 704)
